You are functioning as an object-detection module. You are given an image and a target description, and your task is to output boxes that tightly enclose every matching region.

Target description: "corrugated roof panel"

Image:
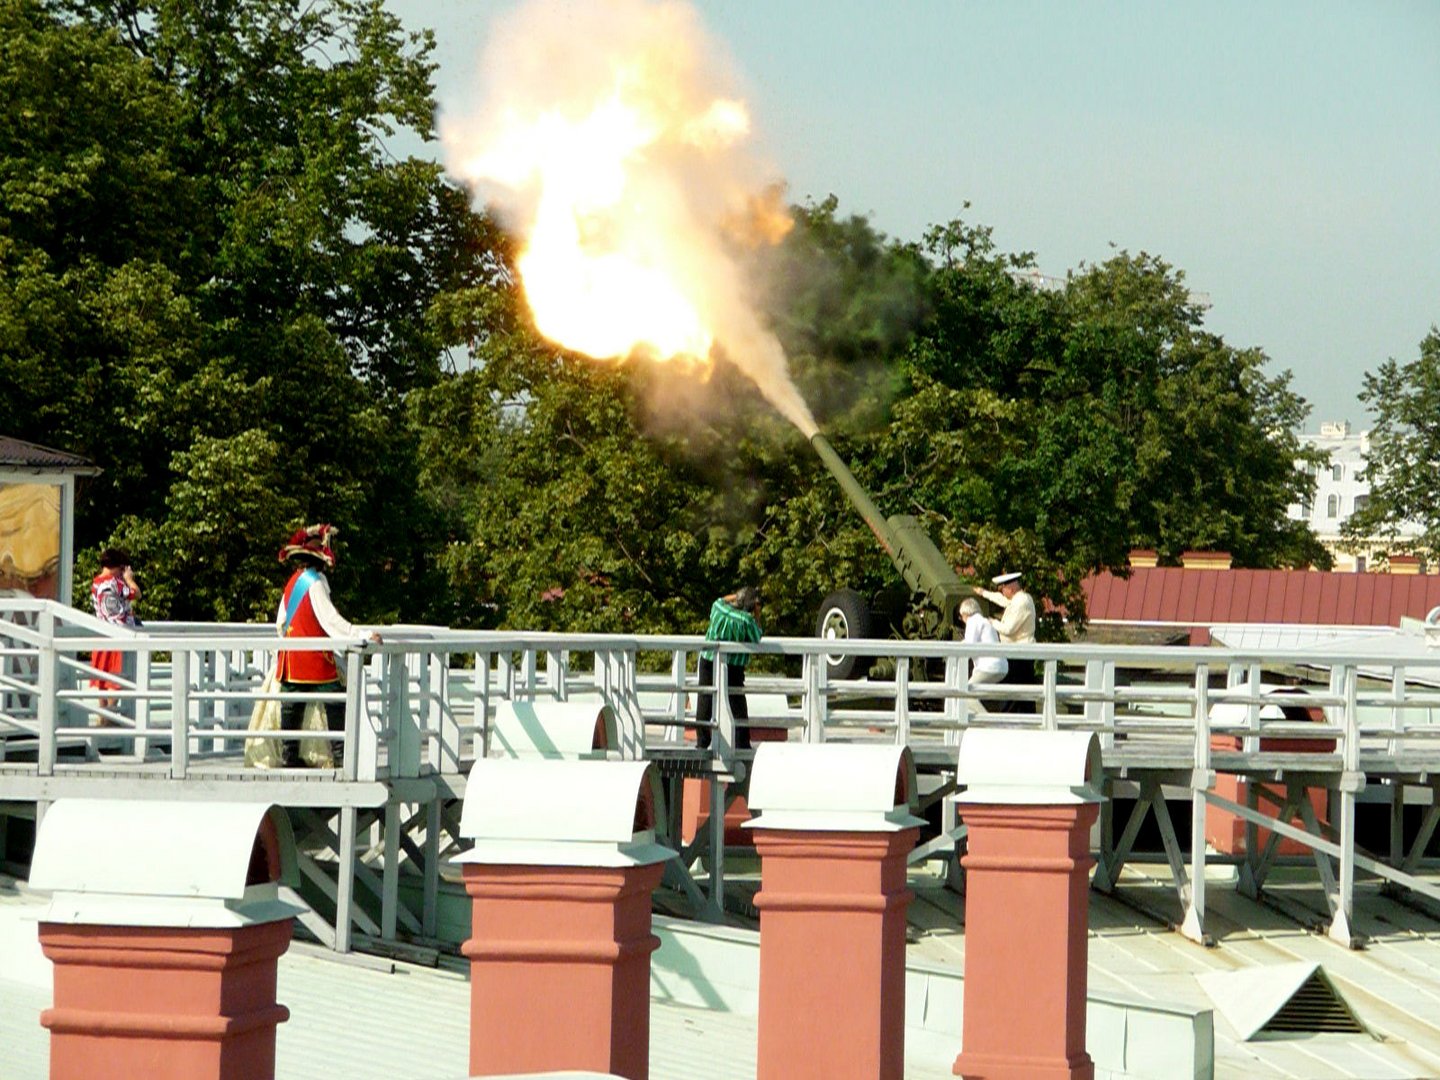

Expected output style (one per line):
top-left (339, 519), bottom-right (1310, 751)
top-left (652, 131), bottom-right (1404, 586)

top-left (1209, 571), bottom-right (1235, 625)
top-left (1298, 573), bottom-right (1324, 623)
top-left (1335, 574), bottom-right (1360, 626)
top-left (1119, 570), bottom-right (1146, 622)
top-left (1278, 572), bottom-right (1306, 625)
top-left (1353, 576), bottom-right (1376, 624)
top-left (0, 437), bottom-right (95, 471)
top-left (1140, 568), bottom-right (1163, 621)
top-left (1176, 571), bottom-right (1202, 625)
top-left (1156, 570), bottom-right (1183, 625)
top-left (1243, 571), bottom-right (1270, 622)
top-left (1316, 575), bottom-right (1342, 623)
top-left (1086, 573), bottom-right (1114, 621)
top-left (1386, 578), bottom-right (1411, 626)
top-left (1082, 565), bottom-right (1440, 629)
top-left (1399, 577), bottom-right (1440, 622)
top-left (1396, 577), bottom-right (1427, 623)
top-left (1372, 574), bottom-right (1403, 625)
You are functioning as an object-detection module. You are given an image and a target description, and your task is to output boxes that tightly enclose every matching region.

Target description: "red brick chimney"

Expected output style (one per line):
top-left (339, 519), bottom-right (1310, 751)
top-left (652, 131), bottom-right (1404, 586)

top-left (30, 801), bottom-right (300, 1080)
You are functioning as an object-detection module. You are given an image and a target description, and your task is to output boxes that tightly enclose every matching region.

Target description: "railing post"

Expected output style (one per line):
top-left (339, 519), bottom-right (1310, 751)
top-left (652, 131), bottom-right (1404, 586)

top-left (944, 653), bottom-right (965, 745)
top-left (894, 659), bottom-right (910, 745)
top-left (1390, 665), bottom-right (1406, 757)
top-left (169, 649), bottom-right (190, 779)
top-left (497, 651), bottom-right (515, 702)
top-left (520, 649), bottom-right (538, 697)
top-left (1242, 661), bottom-right (1262, 754)
top-left (1085, 660), bottom-right (1116, 750)
top-left (666, 649), bottom-right (687, 742)
top-left (432, 652), bottom-right (459, 774)
top-left (1041, 658), bottom-right (1058, 730)
top-left (599, 648), bottom-right (645, 758)
top-left (802, 653), bottom-right (827, 743)
top-left (1182, 662), bottom-right (1212, 943)
top-left (134, 650), bottom-right (153, 759)
top-left (714, 656), bottom-right (735, 763)
top-left (347, 650), bottom-right (367, 782)
top-left (37, 609), bottom-right (57, 777)
top-left (546, 649), bottom-right (568, 700)
top-left (1330, 663), bottom-right (1363, 947)
top-left (473, 650), bottom-right (491, 759)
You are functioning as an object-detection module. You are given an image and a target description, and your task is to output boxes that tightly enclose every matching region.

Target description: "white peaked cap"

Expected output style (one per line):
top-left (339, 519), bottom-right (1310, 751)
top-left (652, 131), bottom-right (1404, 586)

top-left (991, 571), bottom-right (1022, 585)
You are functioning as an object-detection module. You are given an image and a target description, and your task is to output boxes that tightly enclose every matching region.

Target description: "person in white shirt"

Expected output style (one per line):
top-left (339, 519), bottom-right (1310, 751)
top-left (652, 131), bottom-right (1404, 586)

top-left (959, 597), bottom-right (1007, 712)
top-left (972, 571), bottom-right (1037, 711)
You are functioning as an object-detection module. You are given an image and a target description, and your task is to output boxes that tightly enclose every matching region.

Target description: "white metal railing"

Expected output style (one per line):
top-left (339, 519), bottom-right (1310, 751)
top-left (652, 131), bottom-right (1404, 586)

top-left (5, 597), bottom-right (1440, 781)
top-left (7, 596), bottom-right (1440, 946)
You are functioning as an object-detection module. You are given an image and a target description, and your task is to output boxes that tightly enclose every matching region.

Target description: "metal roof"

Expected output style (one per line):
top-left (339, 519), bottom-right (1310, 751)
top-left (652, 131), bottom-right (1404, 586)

top-left (0, 437), bottom-right (98, 474)
top-left (5, 870), bottom-right (1440, 1079)
top-left (1084, 567), bottom-right (1440, 628)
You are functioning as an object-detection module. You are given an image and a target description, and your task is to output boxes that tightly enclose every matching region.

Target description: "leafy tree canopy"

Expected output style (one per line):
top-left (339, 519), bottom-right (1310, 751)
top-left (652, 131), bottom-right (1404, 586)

top-left (1343, 328), bottom-right (1440, 565)
top-left (2, 1), bottom-right (1331, 641)
top-left (736, 209), bottom-right (1327, 637)
top-left (2, 0), bottom-right (488, 620)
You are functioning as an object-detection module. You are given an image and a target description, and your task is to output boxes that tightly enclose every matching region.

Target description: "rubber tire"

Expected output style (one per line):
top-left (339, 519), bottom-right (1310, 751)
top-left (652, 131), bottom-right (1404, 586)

top-left (815, 588), bottom-right (874, 680)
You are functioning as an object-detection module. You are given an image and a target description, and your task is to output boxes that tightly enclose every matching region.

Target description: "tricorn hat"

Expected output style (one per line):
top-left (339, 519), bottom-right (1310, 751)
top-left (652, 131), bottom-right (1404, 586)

top-left (991, 571), bottom-right (1022, 586)
top-left (278, 524), bottom-right (338, 568)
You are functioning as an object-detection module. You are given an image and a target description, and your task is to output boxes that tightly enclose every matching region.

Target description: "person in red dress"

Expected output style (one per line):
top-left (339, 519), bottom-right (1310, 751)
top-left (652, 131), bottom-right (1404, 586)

top-left (274, 524), bottom-right (381, 767)
top-left (89, 548), bottom-right (140, 713)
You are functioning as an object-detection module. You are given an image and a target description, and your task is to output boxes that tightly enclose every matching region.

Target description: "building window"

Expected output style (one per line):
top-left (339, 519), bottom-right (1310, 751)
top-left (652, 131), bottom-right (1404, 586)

top-left (1327, 494), bottom-right (1339, 518)
top-left (1332, 464), bottom-right (1343, 481)
top-left (1299, 495), bottom-right (1313, 517)
top-left (1353, 494), bottom-right (1370, 513)
top-left (1356, 556), bottom-right (1367, 573)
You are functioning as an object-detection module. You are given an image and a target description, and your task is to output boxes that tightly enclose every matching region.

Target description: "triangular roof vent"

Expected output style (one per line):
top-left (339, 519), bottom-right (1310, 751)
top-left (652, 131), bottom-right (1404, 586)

top-left (1198, 962), bottom-right (1366, 1041)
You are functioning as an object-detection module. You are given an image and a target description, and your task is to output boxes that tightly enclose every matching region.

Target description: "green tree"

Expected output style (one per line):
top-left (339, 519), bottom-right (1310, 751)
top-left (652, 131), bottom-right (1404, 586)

top-left (1062, 252), bottom-right (1327, 571)
top-left (2, 0), bottom-right (492, 621)
top-left (1343, 328), bottom-right (1440, 564)
top-left (407, 336), bottom-right (733, 636)
top-left (743, 214), bottom-right (1328, 638)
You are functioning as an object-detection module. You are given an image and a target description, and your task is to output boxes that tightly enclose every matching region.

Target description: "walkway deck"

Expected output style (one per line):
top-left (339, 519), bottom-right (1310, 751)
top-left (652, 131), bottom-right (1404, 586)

top-left (4, 598), bottom-right (1440, 956)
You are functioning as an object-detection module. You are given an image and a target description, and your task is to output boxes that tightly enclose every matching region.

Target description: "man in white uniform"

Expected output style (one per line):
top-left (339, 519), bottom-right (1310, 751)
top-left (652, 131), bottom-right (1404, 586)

top-left (972, 571), bottom-right (1037, 711)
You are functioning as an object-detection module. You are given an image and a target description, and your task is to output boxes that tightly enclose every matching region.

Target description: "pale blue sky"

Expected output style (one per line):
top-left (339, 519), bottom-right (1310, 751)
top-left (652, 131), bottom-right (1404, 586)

top-left (388, 0), bottom-right (1440, 430)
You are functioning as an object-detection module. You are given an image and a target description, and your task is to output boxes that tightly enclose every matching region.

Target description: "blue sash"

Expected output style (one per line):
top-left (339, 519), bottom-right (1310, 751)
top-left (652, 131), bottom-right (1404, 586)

top-left (282, 569), bottom-right (319, 633)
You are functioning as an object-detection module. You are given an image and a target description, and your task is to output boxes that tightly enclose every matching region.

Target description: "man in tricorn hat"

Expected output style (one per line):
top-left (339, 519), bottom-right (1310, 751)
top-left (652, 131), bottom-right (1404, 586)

top-left (973, 571), bottom-right (1037, 709)
top-left (274, 524), bottom-right (381, 767)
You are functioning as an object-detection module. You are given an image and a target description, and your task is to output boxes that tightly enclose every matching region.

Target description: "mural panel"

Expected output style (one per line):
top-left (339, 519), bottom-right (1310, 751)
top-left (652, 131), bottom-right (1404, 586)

top-left (0, 482), bottom-right (62, 600)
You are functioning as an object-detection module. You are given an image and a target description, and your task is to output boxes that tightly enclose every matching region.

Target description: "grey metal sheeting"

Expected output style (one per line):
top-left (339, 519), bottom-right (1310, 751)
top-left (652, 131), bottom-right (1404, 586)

top-left (4, 877), bottom-right (1440, 1079)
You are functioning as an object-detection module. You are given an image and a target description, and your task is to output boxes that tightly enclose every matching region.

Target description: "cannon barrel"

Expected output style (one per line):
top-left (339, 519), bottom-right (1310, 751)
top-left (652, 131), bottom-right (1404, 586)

top-left (810, 433), bottom-right (899, 558)
top-left (810, 433), bottom-right (968, 637)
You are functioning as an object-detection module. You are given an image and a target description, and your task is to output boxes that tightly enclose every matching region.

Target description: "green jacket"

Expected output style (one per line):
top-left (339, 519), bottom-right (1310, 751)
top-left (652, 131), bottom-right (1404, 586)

top-left (700, 597), bottom-right (762, 667)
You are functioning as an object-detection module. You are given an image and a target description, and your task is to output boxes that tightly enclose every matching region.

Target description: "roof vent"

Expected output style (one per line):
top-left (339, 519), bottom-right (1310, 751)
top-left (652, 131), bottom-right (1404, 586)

top-left (1198, 962), bottom-right (1367, 1041)
top-left (1257, 969), bottom-right (1364, 1036)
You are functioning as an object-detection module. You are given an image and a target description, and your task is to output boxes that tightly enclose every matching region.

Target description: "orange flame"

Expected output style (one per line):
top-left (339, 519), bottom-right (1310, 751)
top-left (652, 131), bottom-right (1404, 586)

top-left (441, 0), bottom-right (817, 436)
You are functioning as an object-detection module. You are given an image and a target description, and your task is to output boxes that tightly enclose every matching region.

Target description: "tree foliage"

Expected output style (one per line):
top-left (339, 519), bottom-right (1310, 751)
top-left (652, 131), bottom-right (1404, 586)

top-left (733, 211), bottom-right (1326, 636)
top-left (1343, 328), bottom-right (1440, 563)
top-left (2, 1), bottom-right (1329, 639)
top-left (2, 0), bottom-right (485, 620)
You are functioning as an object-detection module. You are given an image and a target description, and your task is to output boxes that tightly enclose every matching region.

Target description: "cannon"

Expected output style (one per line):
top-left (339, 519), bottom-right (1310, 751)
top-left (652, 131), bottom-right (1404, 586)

top-left (810, 433), bottom-right (970, 678)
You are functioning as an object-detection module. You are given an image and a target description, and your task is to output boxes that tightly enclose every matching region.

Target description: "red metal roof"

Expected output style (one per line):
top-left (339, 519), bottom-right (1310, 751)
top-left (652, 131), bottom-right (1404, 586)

top-left (1082, 567), bottom-right (1440, 628)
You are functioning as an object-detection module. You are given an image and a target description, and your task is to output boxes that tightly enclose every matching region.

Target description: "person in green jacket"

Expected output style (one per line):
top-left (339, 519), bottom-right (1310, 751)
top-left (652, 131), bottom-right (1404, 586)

top-left (696, 586), bottom-right (762, 750)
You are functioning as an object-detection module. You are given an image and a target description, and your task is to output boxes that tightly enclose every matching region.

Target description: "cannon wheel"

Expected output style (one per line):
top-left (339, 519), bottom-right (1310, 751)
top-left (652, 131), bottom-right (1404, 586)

top-left (815, 589), bottom-right (873, 680)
